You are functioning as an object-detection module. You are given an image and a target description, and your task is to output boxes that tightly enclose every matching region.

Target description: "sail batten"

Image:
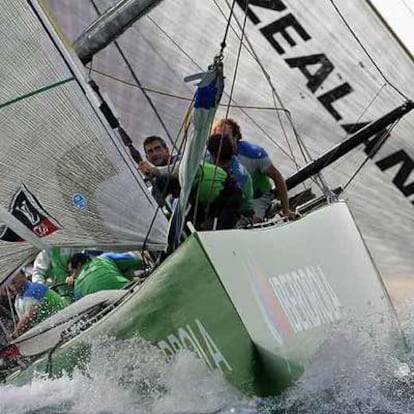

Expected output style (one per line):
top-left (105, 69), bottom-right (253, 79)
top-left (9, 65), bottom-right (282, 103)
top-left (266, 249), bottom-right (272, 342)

top-left (0, 78), bottom-right (75, 111)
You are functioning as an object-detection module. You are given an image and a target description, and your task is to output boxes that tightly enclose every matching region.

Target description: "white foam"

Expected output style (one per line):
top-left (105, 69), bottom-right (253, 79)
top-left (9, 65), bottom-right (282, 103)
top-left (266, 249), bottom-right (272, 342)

top-left (0, 336), bottom-right (243, 414)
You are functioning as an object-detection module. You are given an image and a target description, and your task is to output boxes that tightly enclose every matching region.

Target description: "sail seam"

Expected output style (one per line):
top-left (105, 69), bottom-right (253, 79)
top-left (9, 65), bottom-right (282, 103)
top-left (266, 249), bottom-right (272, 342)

top-left (0, 77), bottom-right (75, 111)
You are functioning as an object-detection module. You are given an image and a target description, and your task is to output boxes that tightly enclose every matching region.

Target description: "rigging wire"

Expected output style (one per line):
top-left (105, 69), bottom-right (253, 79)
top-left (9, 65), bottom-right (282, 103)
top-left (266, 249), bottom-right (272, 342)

top-left (204, 0), bottom-right (249, 220)
top-left (219, 0), bottom-right (237, 56)
top-left (88, 0), bottom-right (177, 152)
top-left (299, 83), bottom-right (389, 194)
top-left (271, 91), bottom-right (300, 170)
top-left (85, 66), bottom-right (289, 111)
top-left (224, 2), bottom-right (248, 120)
top-left (87, 0), bottom-right (406, 203)
top-left (215, 0), bottom-right (310, 169)
top-left (323, 84), bottom-right (387, 172)
top-left (83, 0), bottom-right (410, 203)
top-left (220, 0), bottom-right (410, 192)
top-left (329, 0), bottom-right (410, 101)
top-left (87, 0), bottom-right (187, 252)
top-left (146, 15), bottom-right (201, 70)
top-left (214, 0), bottom-right (323, 194)
top-left (144, 6), bottom-right (301, 166)
top-left (342, 119), bottom-right (400, 192)
top-left (217, 0), bottom-right (412, 195)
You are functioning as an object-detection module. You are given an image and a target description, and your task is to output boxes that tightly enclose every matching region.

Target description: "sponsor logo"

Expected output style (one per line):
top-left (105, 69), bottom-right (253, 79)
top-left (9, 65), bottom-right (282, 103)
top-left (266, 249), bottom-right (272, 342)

top-left (71, 192), bottom-right (88, 211)
top-left (0, 185), bottom-right (62, 242)
top-left (269, 265), bottom-right (342, 333)
top-left (236, 1), bottom-right (414, 206)
top-left (157, 318), bottom-right (232, 374)
top-left (245, 259), bottom-right (292, 345)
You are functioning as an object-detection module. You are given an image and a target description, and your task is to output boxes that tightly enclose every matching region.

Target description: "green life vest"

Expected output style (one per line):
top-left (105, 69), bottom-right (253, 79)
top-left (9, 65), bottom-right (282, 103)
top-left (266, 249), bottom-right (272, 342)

top-left (49, 247), bottom-right (73, 285)
top-left (74, 257), bottom-right (130, 299)
top-left (194, 163), bottom-right (228, 204)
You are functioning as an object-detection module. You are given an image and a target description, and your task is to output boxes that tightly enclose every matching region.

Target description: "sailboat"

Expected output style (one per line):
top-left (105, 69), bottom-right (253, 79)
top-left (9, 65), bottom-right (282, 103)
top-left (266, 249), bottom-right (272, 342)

top-left (45, 0), bottom-right (414, 289)
top-left (0, 0), bottom-right (413, 397)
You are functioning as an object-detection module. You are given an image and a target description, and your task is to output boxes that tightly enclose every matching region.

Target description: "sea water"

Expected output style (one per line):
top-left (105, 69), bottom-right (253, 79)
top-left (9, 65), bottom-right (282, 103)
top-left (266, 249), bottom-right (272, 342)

top-left (2, 307), bottom-right (414, 414)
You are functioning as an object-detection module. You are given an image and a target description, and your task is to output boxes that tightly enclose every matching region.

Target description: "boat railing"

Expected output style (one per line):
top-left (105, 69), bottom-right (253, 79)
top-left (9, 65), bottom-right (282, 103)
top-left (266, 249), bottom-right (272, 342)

top-left (248, 186), bottom-right (343, 230)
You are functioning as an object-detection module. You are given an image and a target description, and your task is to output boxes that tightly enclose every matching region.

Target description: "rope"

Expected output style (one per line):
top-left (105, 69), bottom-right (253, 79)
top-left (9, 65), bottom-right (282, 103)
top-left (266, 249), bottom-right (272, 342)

top-left (224, 3), bottom-right (247, 120)
top-left (218, 0), bottom-right (322, 194)
top-left (219, 0), bottom-right (237, 56)
top-left (203, 1), bottom-right (249, 222)
top-left (87, 0), bottom-right (186, 252)
top-left (146, 15), bottom-right (201, 70)
top-left (271, 90), bottom-right (301, 170)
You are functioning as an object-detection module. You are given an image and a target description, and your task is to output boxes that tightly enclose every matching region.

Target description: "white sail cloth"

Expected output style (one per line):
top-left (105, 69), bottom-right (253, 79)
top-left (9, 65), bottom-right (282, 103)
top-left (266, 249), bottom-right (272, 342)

top-left (45, 0), bottom-right (414, 296)
top-left (0, 0), bottom-right (169, 285)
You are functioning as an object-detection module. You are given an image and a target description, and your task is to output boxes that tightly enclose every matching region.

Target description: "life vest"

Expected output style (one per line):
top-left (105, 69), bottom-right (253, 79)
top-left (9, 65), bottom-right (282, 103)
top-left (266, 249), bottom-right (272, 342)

top-left (190, 163), bottom-right (243, 230)
top-left (74, 257), bottom-right (130, 300)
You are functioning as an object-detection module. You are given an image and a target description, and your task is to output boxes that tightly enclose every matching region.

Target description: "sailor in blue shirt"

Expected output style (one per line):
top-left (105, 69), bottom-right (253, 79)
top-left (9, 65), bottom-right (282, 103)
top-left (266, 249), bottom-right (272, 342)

top-left (213, 118), bottom-right (295, 220)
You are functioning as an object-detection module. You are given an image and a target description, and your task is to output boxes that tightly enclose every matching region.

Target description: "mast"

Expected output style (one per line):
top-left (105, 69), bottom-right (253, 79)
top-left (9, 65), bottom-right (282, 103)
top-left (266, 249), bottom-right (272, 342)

top-left (286, 101), bottom-right (414, 190)
top-left (73, 0), bottom-right (164, 64)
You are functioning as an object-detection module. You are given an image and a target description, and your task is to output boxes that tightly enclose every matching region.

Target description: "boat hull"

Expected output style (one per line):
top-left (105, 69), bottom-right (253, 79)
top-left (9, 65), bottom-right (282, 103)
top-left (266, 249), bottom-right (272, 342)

top-left (5, 202), bottom-right (396, 396)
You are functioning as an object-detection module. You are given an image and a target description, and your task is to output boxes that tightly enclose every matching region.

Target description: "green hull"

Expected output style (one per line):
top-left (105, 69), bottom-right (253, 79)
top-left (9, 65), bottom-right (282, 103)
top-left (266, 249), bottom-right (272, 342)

top-left (6, 202), bottom-right (396, 396)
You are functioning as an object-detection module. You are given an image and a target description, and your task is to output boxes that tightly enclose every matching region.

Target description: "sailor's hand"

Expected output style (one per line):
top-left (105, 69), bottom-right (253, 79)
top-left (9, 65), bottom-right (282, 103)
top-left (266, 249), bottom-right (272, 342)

top-left (281, 208), bottom-right (299, 220)
top-left (141, 250), bottom-right (153, 267)
top-left (252, 215), bottom-right (263, 224)
top-left (138, 161), bottom-right (160, 178)
top-left (66, 275), bottom-right (75, 286)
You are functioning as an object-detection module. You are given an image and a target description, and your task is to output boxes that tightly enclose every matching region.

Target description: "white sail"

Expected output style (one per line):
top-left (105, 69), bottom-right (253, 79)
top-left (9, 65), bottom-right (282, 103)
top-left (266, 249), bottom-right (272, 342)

top-left (0, 0), bottom-right (170, 284)
top-left (45, 0), bottom-right (414, 298)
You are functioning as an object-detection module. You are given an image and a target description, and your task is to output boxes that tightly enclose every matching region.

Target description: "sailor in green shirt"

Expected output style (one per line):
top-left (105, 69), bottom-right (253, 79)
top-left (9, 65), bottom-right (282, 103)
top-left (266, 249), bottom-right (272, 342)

top-left (67, 252), bottom-right (142, 300)
top-left (31, 247), bottom-right (79, 286)
top-left (30, 247), bottom-right (86, 303)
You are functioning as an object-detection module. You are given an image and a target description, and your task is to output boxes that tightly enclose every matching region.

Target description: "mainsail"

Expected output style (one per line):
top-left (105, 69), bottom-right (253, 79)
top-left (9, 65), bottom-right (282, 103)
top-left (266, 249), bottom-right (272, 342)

top-left (0, 0), bottom-right (170, 285)
top-left (44, 0), bottom-right (414, 300)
